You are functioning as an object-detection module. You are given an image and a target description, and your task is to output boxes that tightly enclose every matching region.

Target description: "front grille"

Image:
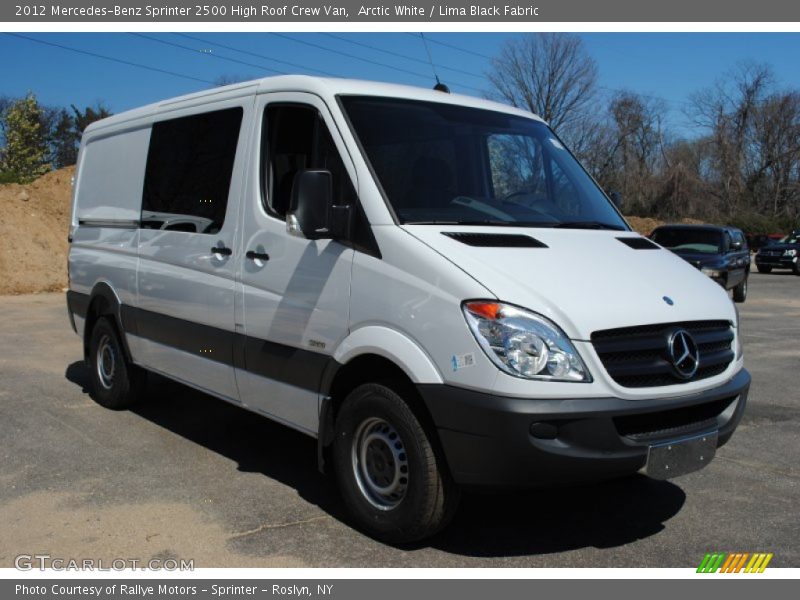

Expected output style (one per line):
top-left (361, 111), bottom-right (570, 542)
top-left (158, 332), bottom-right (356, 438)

top-left (591, 320), bottom-right (734, 388)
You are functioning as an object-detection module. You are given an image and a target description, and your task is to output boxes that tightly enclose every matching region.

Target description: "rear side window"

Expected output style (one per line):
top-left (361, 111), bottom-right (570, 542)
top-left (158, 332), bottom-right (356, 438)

top-left (141, 107), bottom-right (243, 234)
top-left (262, 104), bottom-right (356, 218)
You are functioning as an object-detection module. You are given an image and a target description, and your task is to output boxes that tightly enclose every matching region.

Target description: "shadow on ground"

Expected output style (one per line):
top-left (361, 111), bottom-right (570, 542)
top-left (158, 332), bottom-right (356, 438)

top-left (66, 360), bottom-right (686, 558)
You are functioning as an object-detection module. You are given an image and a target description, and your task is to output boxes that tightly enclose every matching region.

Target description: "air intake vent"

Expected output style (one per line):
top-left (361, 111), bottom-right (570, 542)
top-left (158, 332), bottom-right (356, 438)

top-left (442, 232), bottom-right (548, 248)
top-left (618, 236), bottom-right (660, 250)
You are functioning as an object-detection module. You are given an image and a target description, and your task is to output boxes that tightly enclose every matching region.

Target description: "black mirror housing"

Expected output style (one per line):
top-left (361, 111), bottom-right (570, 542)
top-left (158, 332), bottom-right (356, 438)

top-left (289, 170), bottom-right (333, 240)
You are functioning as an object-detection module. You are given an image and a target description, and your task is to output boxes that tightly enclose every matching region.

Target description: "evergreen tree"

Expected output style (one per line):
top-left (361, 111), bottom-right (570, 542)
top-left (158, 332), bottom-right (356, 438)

top-left (51, 109), bottom-right (78, 169)
top-left (0, 92), bottom-right (51, 183)
top-left (71, 104), bottom-right (111, 135)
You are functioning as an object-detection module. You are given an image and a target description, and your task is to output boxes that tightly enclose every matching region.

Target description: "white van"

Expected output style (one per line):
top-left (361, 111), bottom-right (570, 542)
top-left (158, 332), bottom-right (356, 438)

top-left (67, 76), bottom-right (750, 542)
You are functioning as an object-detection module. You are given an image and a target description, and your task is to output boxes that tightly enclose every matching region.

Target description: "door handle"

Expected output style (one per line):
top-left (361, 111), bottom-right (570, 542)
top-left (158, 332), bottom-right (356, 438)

top-left (211, 246), bottom-right (233, 256)
top-left (245, 250), bottom-right (270, 261)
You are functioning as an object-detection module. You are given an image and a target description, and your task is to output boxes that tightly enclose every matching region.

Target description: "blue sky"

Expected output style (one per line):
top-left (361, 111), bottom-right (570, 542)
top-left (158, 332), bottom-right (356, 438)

top-left (1, 32), bottom-right (798, 137)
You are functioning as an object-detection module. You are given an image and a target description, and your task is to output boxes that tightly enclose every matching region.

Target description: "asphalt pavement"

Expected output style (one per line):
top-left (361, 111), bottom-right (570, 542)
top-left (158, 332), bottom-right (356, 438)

top-left (1, 271), bottom-right (798, 567)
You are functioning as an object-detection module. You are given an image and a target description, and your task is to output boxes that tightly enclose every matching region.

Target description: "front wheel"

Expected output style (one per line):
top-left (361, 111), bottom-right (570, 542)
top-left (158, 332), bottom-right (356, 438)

top-left (794, 262), bottom-right (800, 276)
top-left (733, 275), bottom-right (748, 303)
top-left (332, 382), bottom-right (459, 543)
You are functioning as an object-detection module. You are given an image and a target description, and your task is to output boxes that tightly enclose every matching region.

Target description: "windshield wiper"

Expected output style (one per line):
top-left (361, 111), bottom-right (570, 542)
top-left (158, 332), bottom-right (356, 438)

top-left (552, 221), bottom-right (626, 231)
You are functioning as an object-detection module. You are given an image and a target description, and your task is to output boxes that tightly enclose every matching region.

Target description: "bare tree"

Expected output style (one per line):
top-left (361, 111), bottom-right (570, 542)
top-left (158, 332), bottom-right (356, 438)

top-left (487, 33), bottom-right (599, 142)
top-left (750, 91), bottom-right (800, 219)
top-left (687, 63), bottom-right (774, 217)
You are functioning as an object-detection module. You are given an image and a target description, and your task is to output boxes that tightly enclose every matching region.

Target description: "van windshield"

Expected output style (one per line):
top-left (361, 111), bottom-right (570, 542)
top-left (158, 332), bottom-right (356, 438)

top-left (340, 96), bottom-right (627, 230)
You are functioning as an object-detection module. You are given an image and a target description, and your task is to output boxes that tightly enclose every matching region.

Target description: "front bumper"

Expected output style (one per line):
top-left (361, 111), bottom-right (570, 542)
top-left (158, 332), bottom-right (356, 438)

top-left (418, 368), bottom-right (750, 488)
top-left (756, 255), bottom-right (795, 268)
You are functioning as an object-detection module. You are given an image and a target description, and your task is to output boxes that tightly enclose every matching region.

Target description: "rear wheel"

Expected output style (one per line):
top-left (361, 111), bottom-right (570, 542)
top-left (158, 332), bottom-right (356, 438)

top-left (733, 274), bottom-right (748, 303)
top-left (88, 317), bottom-right (146, 410)
top-left (793, 262), bottom-right (800, 276)
top-left (757, 265), bottom-right (772, 274)
top-left (332, 382), bottom-right (459, 543)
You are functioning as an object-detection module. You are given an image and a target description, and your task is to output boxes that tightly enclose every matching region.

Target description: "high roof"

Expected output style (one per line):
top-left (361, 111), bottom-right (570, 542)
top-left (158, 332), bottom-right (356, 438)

top-left (84, 74), bottom-right (544, 135)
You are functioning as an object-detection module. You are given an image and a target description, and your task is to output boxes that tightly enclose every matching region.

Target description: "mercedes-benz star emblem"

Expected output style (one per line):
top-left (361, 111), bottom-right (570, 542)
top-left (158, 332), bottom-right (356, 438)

top-left (667, 329), bottom-right (700, 379)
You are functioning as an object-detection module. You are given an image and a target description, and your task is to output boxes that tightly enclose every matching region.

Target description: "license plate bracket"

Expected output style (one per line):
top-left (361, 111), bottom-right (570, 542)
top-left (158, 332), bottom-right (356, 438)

top-left (645, 431), bottom-right (718, 479)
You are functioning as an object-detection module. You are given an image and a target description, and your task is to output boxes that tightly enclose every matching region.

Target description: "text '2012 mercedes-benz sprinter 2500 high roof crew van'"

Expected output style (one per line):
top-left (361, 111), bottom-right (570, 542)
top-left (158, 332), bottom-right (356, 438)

top-left (66, 76), bottom-right (750, 543)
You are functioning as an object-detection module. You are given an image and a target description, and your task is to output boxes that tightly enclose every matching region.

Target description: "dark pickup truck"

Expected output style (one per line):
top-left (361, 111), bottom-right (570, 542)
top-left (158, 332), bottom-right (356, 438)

top-left (755, 230), bottom-right (800, 275)
top-left (650, 224), bottom-right (750, 303)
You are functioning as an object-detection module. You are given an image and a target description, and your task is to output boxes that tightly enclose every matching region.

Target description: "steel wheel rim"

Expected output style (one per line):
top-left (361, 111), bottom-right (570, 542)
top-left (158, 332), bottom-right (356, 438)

top-left (96, 334), bottom-right (117, 390)
top-left (351, 417), bottom-right (409, 510)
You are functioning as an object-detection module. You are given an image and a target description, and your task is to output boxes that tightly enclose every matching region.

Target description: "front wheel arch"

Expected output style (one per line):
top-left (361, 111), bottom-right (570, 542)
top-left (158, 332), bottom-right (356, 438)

top-left (318, 354), bottom-right (443, 476)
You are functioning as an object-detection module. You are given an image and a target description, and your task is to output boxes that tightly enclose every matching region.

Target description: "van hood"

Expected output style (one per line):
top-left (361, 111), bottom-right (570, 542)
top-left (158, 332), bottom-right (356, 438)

top-left (403, 225), bottom-right (737, 340)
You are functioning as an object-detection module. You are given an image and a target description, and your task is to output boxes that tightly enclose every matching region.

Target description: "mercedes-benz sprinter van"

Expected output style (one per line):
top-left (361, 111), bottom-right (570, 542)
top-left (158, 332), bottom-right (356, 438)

top-left (66, 76), bottom-right (750, 542)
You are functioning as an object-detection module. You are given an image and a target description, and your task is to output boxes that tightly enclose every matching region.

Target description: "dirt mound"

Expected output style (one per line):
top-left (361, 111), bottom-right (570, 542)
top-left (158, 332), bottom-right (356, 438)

top-left (0, 167), bottom-right (74, 294)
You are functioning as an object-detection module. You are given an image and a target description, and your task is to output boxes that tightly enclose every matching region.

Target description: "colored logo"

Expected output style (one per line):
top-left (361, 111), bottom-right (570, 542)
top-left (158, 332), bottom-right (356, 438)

top-left (662, 296), bottom-right (674, 306)
top-left (667, 329), bottom-right (699, 379)
top-left (697, 552), bottom-right (773, 573)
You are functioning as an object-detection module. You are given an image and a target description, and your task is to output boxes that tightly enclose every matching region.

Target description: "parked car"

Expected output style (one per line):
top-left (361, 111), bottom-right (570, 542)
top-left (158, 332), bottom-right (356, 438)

top-left (746, 232), bottom-right (785, 253)
top-left (66, 76), bottom-right (749, 543)
top-left (755, 230), bottom-right (800, 274)
top-left (650, 224), bottom-right (750, 303)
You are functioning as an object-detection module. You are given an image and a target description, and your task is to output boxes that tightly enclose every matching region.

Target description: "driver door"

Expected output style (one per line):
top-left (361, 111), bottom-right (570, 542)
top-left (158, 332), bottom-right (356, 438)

top-left (234, 93), bottom-right (357, 435)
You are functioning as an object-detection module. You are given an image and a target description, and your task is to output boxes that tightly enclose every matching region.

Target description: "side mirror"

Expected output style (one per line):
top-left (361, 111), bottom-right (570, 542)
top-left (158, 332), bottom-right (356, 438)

top-left (287, 170), bottom-right (333, 240)
top-left (731, 240), bottom-right (743, 251)
top-left (608, 190), bottom-right (623, 210)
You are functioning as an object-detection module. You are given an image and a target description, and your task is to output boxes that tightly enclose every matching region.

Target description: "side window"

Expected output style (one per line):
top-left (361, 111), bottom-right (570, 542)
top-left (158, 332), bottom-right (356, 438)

top-left (262, 104), bottom-right (356, 218)
top-left (141, 107), bottom-right (243, 234)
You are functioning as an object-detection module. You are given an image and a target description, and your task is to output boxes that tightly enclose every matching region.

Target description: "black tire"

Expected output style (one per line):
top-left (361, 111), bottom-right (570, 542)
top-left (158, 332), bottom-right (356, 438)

top-left (332, 382), bottom-right (459, 543)
top-left (794, 263), bottom-right (800, 276)
top-left (733, 275), bottom-right (748, 303)
top-left (88, 316), bottom-right (146, 410)
top-left (757, 265), bottom-right (772, 274)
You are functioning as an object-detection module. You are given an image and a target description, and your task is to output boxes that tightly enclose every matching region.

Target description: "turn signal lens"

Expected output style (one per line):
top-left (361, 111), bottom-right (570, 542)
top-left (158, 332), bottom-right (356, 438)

top-left (464, 301), bottom-right (501, 320)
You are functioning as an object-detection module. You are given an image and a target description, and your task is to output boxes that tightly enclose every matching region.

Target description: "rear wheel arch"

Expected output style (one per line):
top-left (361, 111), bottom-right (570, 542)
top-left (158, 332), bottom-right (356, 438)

top-left (83, 282), bottom-right (131, 363)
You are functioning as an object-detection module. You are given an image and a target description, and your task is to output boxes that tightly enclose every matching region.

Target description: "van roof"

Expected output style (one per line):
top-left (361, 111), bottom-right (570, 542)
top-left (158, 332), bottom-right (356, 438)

top-left (83, 75), bottom-right (545, 135)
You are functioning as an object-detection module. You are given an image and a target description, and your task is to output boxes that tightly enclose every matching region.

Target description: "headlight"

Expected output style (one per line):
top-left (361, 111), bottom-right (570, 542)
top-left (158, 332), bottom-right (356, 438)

top-left (733, 308), bottom-right (743, 360)
top-left (701, 267), bottom-right (723, 277)
top-left (783, 249), bottom-right (797, 257)
top-left (462, 301), bottom-right (591, 382)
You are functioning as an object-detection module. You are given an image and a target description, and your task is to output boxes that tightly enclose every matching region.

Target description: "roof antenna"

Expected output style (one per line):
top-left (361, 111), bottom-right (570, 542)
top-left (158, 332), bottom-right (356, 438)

top-left (419, 33), bottom-right (450, 93)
